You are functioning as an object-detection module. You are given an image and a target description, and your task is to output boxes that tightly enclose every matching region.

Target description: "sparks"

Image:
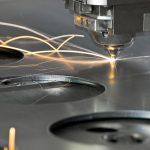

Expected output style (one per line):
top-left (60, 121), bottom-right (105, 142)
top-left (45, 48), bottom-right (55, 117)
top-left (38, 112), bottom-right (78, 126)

top-left (0, 21), bottom-right (113, 70)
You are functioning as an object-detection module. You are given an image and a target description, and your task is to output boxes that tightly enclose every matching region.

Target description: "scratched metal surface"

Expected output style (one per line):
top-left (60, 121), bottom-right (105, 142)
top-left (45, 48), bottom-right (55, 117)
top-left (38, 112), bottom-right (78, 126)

top-left (0, 0), bottom-right (149, 150)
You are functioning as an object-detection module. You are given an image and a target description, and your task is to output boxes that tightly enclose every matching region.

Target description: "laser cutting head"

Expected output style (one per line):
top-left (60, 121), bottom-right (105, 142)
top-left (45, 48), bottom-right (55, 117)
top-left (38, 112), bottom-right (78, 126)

top-left (64, 0), bottom-right (150, 58)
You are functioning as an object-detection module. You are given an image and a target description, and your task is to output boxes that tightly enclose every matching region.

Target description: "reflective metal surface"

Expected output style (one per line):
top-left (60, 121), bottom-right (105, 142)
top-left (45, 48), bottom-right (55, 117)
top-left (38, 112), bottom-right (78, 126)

top-left (51, 111), bottom-right (150, 145)
top-left (0, 0), bottom-right (150, 150)
top-left (0, 75), bottom-right (104, 104)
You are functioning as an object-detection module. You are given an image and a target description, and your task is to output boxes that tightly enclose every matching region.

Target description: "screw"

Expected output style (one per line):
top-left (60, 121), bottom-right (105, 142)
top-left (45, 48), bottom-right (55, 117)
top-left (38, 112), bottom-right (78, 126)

top-left (103, 134), bottom-right (118, 143)
top-left (131, 133), bottom-right (144, 143)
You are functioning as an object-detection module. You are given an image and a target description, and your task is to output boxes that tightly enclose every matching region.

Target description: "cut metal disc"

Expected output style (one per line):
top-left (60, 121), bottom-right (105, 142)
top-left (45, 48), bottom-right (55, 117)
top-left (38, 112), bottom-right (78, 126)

top-left (0, 75), bottom-right (105, 104)
top-left (50, 111), bottom-right (150, 146)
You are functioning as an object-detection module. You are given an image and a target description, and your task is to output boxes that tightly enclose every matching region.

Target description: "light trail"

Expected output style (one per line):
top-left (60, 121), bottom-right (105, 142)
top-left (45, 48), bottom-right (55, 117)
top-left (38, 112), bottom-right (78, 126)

top-left (0, 22), bottom-right (84, 49)
top-left (0, 39), bottom-right (4, 44)
top-left (0, 22), bottom-right (51, 40)
top-left (49, 35), bottom-right (76, 69)
top-left (47, 34), bottom-right (84, 41)
top-left (57, 36), bottom-right (75, 50)
top-left (0, 22), bottom-right (84, 56)
top-left (3, 35), bottom-right (85, 50)
top-left (52, 36), bottom-right (75, 69)
top-left (51, 34), bottom-right (104, 59)
top-left (0, 22), bottom-right (105, 57)
top-left (2, 34), bottom-right (87, 70)
top-left (0, 34), bottom-right (84, 45)
top-left (60, 40), bottom-right (101, 55)
top-left (31, 49), bottom-right (109, 59)
top-left (109, 61), bottom-right (116, 80)
top-left (0, 45), bottom-right (34, 54)
top-left (0, 22), bottom-right (109, 60)
top-left (0, 21), bottom-right (84, 42)
top-left (0, 55), bottom-right (102, 69)
top-left (0, 22), bottom-right (113, 73)
top-left (4, 35), bottom-right (56, 50)
top-left (0, 44), bottom-right (110, 65)
top-left (118, 55), bottom-right (150, 61)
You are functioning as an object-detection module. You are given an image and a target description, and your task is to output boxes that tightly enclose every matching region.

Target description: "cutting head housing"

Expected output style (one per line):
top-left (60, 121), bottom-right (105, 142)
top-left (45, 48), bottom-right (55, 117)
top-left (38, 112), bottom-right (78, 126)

top-left (64, 0), bottom-right (150, 58)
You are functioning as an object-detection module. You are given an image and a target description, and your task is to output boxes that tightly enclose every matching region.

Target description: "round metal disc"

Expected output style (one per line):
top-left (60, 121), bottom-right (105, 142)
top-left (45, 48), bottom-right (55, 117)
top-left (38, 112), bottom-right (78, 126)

top-left (50, 111), bottom-right (150, 146)
top-left (0, 75), bottom-right (105, 104)
top-left (0, 47), bottom-right (24, 65)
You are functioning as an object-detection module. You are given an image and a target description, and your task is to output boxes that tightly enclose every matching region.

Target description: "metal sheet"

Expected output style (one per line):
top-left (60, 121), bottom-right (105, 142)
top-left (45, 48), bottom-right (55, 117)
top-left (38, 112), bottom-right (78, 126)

top-left (0, 75), bottom-right (104, 104)
top-left (0, 0), bottom-right (149, 150)
top-left (51, 111), bottom-right (150, 146)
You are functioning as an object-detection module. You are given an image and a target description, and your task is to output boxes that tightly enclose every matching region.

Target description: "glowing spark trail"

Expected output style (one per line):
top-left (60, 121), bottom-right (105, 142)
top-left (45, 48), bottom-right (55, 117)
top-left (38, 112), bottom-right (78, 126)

top-left (53, 35), bottom-right (76, 67)
top-left (0, 21), bottom-right (113, 73)
top-left (49, 35), bottom-right (77, 69)
top-left (3, 35), bottom-right (84, 59)
top-left (0, 22), bottom-right (84, 43)
top-left (57, 36), bottom-right (75, 50)
top-left (4, 36), bottom-right (56, 50)
top-left (118, 55), bottom-right (150, 61)
top-left (31, 49), bottom-right (109, 59)
top-left (0, 22), bottom-right (51, 39)
top-left (0, 44), bottom-right (109, 67)
top-left (2, 34), bottom-right (86, 69)
top-left (0, 22), bottom-right (102, 56)
top-left (0, 22), bottom-right (107, 53)
top-left (109, 61), bottom-right (116, 80)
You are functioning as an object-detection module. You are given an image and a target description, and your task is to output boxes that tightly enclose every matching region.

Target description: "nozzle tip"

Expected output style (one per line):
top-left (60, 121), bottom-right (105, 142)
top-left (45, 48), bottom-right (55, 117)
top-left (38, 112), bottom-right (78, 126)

top-left (105, 46), bottom-right (119, 59)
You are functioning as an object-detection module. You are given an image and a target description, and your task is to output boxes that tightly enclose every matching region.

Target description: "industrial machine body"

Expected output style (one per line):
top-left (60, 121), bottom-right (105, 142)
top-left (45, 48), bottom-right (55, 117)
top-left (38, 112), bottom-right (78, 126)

top-left (65, 0), bottom-right (150, 58)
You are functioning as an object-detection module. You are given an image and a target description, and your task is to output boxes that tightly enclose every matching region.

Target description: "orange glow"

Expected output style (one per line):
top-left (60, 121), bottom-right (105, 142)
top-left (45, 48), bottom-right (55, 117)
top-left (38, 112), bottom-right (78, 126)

top-left (74, 15), bottom-right (82, 25)
top-left (3, 147), bottom-right (8, 150)
top-left (9, 128), bottom-right (16, 150)
top-left (107, 46), bottom-right (115, 51)
top-left (0, 21), bottom-right (112, 69)
top-left (109, 61), bottom-right (116, 80)
top-left (4, 36), bottom-right (56, 50)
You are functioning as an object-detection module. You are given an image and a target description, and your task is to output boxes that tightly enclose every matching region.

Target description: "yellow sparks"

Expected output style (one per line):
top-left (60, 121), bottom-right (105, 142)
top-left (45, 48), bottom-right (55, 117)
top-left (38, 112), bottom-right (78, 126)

top-left (0, 21), bottom-right (112, 69)
top-left (3, 35), bottom-right (56, 50)
top-left (108, 57), bottom-right (117, 80)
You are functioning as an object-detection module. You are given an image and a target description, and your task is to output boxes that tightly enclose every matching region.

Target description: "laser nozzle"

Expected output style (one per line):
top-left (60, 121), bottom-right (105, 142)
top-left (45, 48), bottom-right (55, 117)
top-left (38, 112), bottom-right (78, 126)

top-left (105, 46), bottom-right (120, 59)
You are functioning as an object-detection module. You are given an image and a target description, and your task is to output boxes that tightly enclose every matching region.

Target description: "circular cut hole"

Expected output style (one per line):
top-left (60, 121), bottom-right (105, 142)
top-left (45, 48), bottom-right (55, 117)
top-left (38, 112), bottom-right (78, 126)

top-left (0, 47), bottom-right (24, 65)
top-left (87, 127), bottom-right (118, 133)
top-left (50, 111), bottom-right (150, 146)
top-left (0, 75), bottom-right (105, 104)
